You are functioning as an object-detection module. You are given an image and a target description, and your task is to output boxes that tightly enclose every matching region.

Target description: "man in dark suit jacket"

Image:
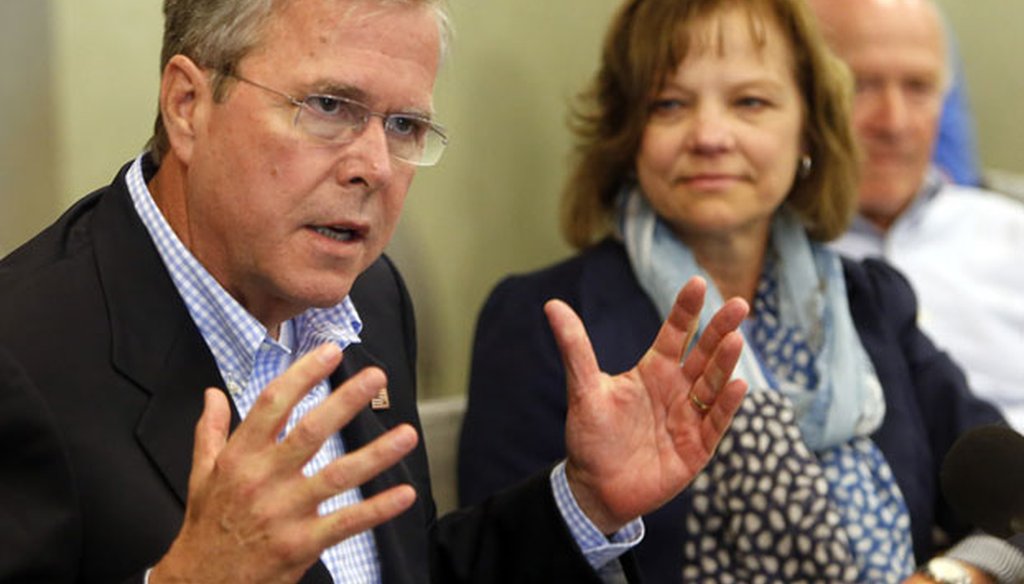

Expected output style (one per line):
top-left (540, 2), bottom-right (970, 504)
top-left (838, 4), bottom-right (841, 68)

top-left (0, 160), bottom-right (644, 582)
top-left (0, 0), bottom-right (750, 582)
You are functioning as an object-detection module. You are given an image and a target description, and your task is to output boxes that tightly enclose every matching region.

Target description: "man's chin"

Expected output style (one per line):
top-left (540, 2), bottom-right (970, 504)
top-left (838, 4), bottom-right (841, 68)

top-left (273, 256), bottom-right (377, 313)
top-left (282, 274), bottom-right (360, 311)
top-left (861, 174), bottom-right (919, 202)
top-left (859, 185), bottom-right (919, 229)
top-left (302, 284), bottom-right (357, 309)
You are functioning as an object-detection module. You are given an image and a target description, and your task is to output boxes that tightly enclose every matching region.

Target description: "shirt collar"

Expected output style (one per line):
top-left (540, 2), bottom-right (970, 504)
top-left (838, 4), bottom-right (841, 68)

top-left (897, 166), bottom-right (946, 227)
top-left (846, 165), bottom-right (947, 241)
top-left (123, 154), bottom-right (362, 381)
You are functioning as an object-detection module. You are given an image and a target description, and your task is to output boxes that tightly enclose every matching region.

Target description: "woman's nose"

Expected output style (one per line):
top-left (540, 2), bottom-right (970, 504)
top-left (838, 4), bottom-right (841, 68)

top-left (685, 106), bottom-right (733, 154)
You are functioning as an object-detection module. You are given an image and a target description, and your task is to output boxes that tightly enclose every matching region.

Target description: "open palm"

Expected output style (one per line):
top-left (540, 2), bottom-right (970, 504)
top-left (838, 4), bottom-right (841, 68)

top-left (547, 276), bottom-right (748, 534)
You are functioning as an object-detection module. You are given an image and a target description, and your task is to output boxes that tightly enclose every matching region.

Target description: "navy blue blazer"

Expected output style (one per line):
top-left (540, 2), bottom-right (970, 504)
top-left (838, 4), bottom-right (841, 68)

top-left (459, 238), bottom-right (1003, 583)
top-left (0, 160), bottom-right (625, 583)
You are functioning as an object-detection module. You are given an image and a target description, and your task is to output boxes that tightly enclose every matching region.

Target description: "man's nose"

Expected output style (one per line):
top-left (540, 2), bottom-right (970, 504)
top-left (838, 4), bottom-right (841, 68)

top-left (336, 118), bottom-right (394, 189)
top-left (868, 85), bottom-right (911, 136)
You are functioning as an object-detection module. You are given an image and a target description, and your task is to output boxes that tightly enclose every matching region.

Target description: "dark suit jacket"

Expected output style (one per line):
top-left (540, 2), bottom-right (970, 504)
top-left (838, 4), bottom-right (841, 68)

top-left (459, 238), bottom-right (1005, 583)
top-left (0, 160), bottom-right (621, 583)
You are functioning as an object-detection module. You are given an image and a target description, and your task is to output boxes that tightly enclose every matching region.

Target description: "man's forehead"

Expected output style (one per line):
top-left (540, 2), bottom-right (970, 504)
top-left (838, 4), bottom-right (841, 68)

top-left (250, 0), bottom-right (440, 106)
top-left (820, 2), bottom-right (944, 65)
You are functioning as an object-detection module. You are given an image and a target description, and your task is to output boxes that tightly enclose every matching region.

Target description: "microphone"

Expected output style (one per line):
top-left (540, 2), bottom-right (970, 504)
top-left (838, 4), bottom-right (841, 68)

top-left (940, 424), bottom-right (1024, 538)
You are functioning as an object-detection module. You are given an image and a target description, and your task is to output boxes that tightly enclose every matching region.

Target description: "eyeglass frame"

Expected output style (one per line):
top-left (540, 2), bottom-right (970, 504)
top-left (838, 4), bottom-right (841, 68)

top-left (227, 73), bottom-right (449, 167)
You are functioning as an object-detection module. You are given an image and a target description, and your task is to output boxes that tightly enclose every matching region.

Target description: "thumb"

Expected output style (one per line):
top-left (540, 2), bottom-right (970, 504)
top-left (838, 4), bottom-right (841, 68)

top-left (544, 299), bottom-right (601, 401)
top-left (189, 388), bottom-right (231, 491)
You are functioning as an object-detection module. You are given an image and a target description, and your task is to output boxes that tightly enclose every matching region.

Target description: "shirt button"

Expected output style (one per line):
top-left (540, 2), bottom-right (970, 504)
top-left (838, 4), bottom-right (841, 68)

top-left (226, 379), bottom-right (243, 395)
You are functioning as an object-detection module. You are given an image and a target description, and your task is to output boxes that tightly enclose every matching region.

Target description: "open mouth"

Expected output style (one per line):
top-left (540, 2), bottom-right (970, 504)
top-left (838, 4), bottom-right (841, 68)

top-left (311, 225), bottom-right (361, 242)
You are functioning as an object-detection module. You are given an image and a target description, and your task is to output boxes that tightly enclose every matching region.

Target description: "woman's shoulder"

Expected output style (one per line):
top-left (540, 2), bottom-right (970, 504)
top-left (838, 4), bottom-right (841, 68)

top-left (477, 238), bottom-right (658, 348)
top-left (511, 237), bottom-right (630, 280)
top-left (487, 238), bottom-right (637, 304)
top-left (840, 255), bottom-right (918, 323)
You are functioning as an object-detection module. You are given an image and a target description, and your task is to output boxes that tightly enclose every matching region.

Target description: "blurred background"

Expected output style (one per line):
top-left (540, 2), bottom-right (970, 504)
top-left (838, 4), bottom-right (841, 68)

top-left (2, 0), bottom-right (1021, 400)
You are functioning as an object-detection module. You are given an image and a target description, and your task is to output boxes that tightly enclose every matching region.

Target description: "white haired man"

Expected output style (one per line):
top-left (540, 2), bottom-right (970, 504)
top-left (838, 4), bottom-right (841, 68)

top-left (812, 0), bottom-right (1024, 433)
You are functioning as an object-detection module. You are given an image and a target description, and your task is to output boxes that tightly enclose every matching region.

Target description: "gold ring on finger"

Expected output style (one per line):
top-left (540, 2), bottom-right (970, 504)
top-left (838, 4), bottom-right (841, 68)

top-left (689, 391), bottom-right (711, 414)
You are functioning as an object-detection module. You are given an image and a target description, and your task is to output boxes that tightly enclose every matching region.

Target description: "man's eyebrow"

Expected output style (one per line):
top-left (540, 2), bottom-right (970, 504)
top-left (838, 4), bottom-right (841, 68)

top-left (306, 81), bottom-right (435, 119)
top-left (309, 81), bottom-right (368, 101)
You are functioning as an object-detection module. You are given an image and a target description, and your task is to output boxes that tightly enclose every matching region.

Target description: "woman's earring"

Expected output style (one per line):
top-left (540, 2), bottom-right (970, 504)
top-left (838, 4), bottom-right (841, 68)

top-left (799, 154), bottom-right (813, 179)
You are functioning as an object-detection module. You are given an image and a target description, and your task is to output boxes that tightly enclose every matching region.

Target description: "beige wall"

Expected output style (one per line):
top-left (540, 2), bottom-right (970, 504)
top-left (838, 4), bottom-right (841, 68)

top-left (0, 0), bottom-right (58, 253)
top-left (935, 0), bottom-right (1024, 176)
top-left (392, 0), bottom-right (621, 395)
top-left (51, 0), bottom-right (163, 207)
top-left (0, 0), bottom-right (161, 252)
top-left (1, 1), bottom-right (1021, 398)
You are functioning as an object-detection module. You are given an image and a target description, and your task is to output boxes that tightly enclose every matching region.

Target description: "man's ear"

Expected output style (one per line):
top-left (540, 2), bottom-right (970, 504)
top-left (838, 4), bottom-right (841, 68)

top-left (158, 55), bottom-right (211, 165)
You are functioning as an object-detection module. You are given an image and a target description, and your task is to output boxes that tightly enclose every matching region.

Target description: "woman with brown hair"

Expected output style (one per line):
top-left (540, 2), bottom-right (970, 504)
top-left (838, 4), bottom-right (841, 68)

top-left (459, 0), bottom-right (1015, 581)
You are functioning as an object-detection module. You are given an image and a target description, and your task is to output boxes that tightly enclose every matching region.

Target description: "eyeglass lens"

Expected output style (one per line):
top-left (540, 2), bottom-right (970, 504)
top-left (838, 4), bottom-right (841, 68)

top-left (296, 95), bottom-right (446, 166)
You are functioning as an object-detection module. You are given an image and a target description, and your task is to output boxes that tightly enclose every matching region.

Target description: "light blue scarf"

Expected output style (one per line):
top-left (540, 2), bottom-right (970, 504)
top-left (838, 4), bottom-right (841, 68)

top-left (618, 186), bottom-right (884, 450)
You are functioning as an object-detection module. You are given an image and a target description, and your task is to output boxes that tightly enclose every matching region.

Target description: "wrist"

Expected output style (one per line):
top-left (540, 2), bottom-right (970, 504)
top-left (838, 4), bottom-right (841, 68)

top-left (564, 462), bottom-right (623, 535)
top-left (945, 533), bottom-right (1024, 584)
top-left (918, 557), bottom-right (994, 584)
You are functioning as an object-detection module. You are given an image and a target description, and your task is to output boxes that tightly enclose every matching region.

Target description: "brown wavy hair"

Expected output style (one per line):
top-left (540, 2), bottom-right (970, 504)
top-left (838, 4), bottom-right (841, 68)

top-left (561, 0), bottom-right (859, 248)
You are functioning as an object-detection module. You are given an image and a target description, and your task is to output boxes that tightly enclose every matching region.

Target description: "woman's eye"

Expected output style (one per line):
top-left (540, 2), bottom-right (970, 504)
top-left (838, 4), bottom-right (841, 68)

top-left (736, 96), bottom-right (769, 109)
top-left (649, 99), bottom-right (690, 118)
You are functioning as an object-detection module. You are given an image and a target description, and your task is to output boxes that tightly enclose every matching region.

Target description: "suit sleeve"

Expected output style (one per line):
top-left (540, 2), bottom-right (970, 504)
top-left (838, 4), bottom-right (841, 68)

top-left (431, 471), bottom-right (612, 583)
top-left (0, 347), bottom-right (81, 582)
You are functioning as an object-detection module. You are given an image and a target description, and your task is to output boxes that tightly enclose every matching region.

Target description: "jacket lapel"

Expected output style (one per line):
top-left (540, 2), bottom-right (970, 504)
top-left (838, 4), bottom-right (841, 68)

top-left (334, 343), bottom-right (426, 584)
top-left (91, 165), bottom-right (228, 504)
top-left (91, 164), bottom-right (339, 583)
top-left (91, 162), bottom-right (420, 581)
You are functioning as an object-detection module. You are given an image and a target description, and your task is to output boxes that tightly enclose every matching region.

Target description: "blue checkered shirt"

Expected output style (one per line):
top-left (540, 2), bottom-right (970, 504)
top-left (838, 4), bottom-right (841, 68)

top-left (127, 155), bottom-right (641, 580)
top-left (126, 157), bottom-right (380, 582)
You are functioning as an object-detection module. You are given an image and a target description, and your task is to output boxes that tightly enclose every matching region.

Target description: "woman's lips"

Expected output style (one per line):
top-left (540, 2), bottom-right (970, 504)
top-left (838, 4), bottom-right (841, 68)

top-left (680, 174), bottom-right (741, 191)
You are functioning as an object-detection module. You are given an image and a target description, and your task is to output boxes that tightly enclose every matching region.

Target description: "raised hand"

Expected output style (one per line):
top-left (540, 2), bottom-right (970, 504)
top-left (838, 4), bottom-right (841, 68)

top-left (547, 276), bottom-right (748, 534)
top-left (150, 343), bottom-right (418, 583)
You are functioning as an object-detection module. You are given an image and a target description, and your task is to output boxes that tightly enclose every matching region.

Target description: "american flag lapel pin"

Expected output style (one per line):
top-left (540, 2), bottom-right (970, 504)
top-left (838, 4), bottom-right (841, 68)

top-left (371, 386), bottom-right (391, 410)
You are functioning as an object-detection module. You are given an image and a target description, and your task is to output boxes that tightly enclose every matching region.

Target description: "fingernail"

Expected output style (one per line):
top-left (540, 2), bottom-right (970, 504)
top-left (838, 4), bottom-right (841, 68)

top-left (316, 343), bottom-right (342, 364)
top-left (392, 427), bottom-right (417, 452)
top-left (363, 368), bottom-right (386, 392)
top-left (393, 485), bottom-right (417, 510)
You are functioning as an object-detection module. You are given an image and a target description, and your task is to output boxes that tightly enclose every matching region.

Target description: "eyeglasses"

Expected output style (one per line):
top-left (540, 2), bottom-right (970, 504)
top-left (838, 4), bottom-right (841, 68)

top-left (230, 74), bottom-right (448, 167)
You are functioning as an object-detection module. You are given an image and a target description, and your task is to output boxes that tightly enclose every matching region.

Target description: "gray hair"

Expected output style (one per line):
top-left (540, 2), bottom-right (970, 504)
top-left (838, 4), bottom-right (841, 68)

top-left (147, 0), bottom-right (452, 163)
